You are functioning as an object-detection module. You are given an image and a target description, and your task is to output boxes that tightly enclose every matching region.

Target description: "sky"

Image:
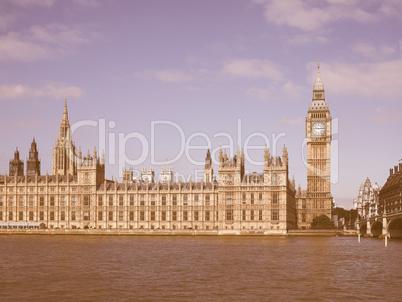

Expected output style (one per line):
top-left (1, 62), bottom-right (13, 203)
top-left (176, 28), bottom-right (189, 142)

top-left (1, 0), bottom-right (402, 209)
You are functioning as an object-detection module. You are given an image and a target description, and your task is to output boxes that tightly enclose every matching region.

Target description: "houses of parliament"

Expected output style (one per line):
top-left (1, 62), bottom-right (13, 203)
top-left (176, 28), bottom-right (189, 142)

top-left (0, 65), bottom-right (333, 233)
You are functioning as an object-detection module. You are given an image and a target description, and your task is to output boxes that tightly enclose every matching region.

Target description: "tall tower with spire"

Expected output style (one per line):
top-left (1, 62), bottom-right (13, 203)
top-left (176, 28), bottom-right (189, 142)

top-left (203, 149), bottom-right (214, 182)
top-left (52, 98), bottom-right (77, 176)
top-left (9, 147), bottom-right (24, 176)
top-left (305, 61), bottom-right (333, 224)
top-left (26, 138), bottom-right (41, 175)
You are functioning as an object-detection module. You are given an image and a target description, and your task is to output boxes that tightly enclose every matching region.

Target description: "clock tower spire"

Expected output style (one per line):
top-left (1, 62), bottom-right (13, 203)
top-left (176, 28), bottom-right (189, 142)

top-left (304, 61), bottom-right (333, 228)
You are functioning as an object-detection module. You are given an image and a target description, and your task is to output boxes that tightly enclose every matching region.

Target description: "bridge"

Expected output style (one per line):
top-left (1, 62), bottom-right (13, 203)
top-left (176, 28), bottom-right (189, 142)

top-left (357, 211), bottom-right (402, 238)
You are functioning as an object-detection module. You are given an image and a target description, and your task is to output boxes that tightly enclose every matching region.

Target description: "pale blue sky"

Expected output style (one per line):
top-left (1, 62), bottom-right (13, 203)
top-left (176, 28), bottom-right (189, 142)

top-left (1, 0), bottom-right (402, 209)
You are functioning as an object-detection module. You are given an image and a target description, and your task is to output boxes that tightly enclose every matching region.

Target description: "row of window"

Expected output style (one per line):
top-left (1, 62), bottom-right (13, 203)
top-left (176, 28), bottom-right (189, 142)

top-left (0, 187), bottom-right (77, 193)
top-left (0, 209), bottom-right (281, 222)
top-left (0, 210), bottom-right (214, 222)
top-left (226, 192), bottom-right (280, 205)
top-left (226, 209), bottom-right (279, 221)
top-left (0, 194), bottom-right (215, 207)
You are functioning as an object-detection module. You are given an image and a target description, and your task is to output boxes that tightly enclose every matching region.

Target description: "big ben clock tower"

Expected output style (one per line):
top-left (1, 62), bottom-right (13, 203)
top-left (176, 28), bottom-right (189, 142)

top-left (306, 62), bottom-right (333, 225)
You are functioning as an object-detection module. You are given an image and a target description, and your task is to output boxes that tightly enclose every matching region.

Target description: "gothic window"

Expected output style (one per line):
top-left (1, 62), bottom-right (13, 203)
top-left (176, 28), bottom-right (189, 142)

top-left (272, 192), bottom-right (279, 205)
top-left (271, 210), bottom-right (279, 221)
top-left (50, 196), bottom-right (55, 206)
top-left (205, 211), bottom-right (210, 221)
top-left (194, 211), bottom-right (199, 221)
top-left (98, 211), bottom-right (103, 221)
top-left (272, 173), bottom-right (278, 185)
top-left (205, 194), bottom-right (210, 206)
top-left (226, 193), bottom-right (233, 205)
top-left (250, 210), bottom-right (254, 220)
top-left (226, 209), bottom-right (233, 221)
top-left (161, 211), bottom-right (166, 221)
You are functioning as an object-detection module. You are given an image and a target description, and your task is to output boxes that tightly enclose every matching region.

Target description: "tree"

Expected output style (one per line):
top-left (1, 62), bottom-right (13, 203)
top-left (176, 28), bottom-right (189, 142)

top-left (311, 215), bottom-right (335, 229)
top-left (332, 207), bottom-right (358, 229)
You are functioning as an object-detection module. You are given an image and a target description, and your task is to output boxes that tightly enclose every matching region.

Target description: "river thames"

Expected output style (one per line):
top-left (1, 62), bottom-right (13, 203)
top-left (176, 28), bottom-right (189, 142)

top-left (0, 235), bottom-right (401, 301)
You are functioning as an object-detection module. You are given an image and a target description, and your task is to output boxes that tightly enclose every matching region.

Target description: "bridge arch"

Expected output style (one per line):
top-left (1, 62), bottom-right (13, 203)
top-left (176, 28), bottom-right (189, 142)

top-left (359, 224), bottom-right (367, 235)
top-left (370, 221), bottom-right (383, 237)
top-left (388, 218), bottom-right (402, 238)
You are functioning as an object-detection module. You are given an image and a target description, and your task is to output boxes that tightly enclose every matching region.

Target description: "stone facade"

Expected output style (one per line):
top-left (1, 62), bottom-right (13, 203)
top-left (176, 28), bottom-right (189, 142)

top-left (353, 178), bottom-right (380, 219)
top-left (0, 100), bottom-right (297, 233)
top-left (296, 62), bottom-right (333, 229)
top-left (9, 148), bottom-right (24, 177)
top-left (0, 64), bottom-right (333, 231)
top-left (379, 163), bottom-right (402, 216)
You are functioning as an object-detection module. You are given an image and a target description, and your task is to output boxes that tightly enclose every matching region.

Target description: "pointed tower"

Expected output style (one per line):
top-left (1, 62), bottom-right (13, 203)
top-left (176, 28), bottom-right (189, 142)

top-left (9, 147), bottom-right (24, 176)
top-left (26, 138), bottom-right (41, 175)
top-left (51, 98), bottom-right (77, 175)
top-left (305, 61), bottom-right (333, 224)
top-left (203, 149), bottom-right (214, 182)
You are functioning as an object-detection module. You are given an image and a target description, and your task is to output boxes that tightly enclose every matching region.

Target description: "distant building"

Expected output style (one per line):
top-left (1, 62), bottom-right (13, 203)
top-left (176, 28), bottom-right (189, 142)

top-left (26, 138), bottom-right (41, 176)
top-left (9, 148), bottom-right (24, 177)
top-left (379, 163), bottom-right (402, 216)
top-left (296, 62), bottom-right (333, 229)
top-left (353, 178), bottom-right (380, 219)
top-left (0, 64), bottom-right (334, 231)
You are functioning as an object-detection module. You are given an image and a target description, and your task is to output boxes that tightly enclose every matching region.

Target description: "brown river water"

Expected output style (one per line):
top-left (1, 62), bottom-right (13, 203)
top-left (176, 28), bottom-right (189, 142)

top-left (0, 235), bottom-right (401, 301)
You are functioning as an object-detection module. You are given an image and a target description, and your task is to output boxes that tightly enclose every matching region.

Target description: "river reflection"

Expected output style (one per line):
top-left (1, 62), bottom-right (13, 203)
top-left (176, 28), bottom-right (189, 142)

top-left (0, 236), bottom-right (401, 301)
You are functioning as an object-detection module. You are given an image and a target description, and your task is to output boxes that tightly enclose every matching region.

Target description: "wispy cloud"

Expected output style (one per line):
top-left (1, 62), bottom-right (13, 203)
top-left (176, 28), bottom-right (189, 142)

top-left (254, 0), bottom-right (401, 32)
top-left (247, 81), bottom-right (307, 101)
top-left (353, 42), bottom-right (397, 60)
top-left (8, 0), bottom-right (56, 8)
top-left (5, 0), bottom-right (102, 8)
top-left (369, 109), bottom-right (402, 124)
top-left (135, 69), bottom-right (194, 83)
top-left (308, 58), bottom-right (402, 99)
top-left (0, 23), bottom-right (100, 62)
top-left (221, 59), bottom-right (284, 81)
top-left (279, 117), bottom-right (303, 126)
top-left (0, 83), bottom-right (84, 100)
top-left (0, 14), bottom-right (17, 30)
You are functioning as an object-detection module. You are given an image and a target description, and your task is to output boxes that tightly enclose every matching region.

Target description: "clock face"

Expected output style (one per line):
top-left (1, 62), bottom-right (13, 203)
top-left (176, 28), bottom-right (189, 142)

top-left (312, 122), bottom-right (325, 136)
